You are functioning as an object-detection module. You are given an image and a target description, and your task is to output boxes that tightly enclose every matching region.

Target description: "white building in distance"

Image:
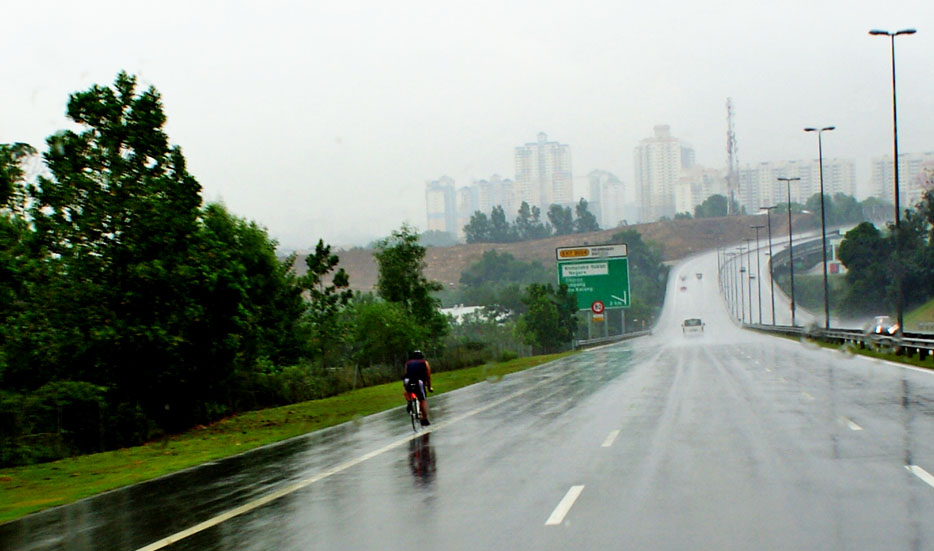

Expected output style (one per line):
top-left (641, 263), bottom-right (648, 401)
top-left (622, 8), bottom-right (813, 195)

top-left (425, 176), bottom-right (457, 235)
top-left (588, 170), bottom-right (631, 228)
top-left (633, 125), bottom-right (695, 222)
top-left (738, 158), bottom-right (856, 214)
top-left (514, 132), bottom-right (573, 211)
top-left (871, 152), bottom-right (934, 209)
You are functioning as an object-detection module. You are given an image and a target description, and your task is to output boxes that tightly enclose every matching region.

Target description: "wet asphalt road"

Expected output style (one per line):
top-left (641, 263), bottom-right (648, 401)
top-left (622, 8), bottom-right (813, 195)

top-left (5, 251), bottom-right (934, 550)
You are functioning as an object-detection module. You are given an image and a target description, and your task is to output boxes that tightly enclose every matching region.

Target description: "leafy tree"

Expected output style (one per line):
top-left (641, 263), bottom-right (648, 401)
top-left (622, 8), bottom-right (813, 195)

top-left (457, 250), bottom-right (551, 309)
top-left (347, 298), bottom-right (424, 368)
top-left (674, 211), bottom-right (693, 220)
top-left (0, 142), bottom-right (36, 210)
top-left (489, 205), bottom-right (516, 242)
top-left (693, 194), bottom-right (736, 218)
top-left (515, 283), bottom-right (577, 353)
top-left (547, 204), bottom-right (574, 235)
top-left (574, 198), bottom-right (600, 232)
top-left (515, 201), bottom-right (551, 240)
top-left (837, 222), bottom-right (892, 314)
top-left (463, 211), bottom-right (491, 243)
top-left (303, 239), bottom-right (353, 367)
top-left (374, 224), bottom-right (449, 344)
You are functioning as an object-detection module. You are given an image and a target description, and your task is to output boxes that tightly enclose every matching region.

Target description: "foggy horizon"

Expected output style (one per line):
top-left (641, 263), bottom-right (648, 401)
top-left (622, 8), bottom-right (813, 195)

top-left (3, 0), bottom-right (931, 250)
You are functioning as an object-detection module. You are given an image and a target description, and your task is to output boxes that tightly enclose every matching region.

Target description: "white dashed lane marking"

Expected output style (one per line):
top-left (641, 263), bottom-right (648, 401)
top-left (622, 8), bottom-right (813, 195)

top-left (545, 485), bottom-right (585, 526)
top-left (601, 430), bottom-right (620, 448)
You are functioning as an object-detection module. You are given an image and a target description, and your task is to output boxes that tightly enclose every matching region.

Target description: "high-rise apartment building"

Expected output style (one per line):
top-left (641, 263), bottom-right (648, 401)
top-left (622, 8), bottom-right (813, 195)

top-left (871, 152), bottom-right (934, 209)
top-left (424, 176), bottom-right (457, 235)
top-left (475, 174), bottom-right (516, 217)
top-left (737, 158), bottom-right (856, 214)
top-left (633, 125), bottom-right (694, 222)
top-left (675, 167), bottom-right (726, 215)
top-left (514, 132), bottom-right (573, 211)
top-left (588, 170), bottom-right (628, 228)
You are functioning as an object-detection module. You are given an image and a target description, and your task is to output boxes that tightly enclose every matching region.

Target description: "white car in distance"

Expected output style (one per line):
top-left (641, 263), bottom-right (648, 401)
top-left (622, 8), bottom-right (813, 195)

top-left (682, 318), bottom-right (705, 335)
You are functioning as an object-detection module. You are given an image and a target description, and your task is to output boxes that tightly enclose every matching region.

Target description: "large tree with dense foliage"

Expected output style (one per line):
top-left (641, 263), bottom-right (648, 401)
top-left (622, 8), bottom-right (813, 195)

top-left (374, 224), bottom-right (448, 345)
top-left (515, 283), bottom-right (577, 353)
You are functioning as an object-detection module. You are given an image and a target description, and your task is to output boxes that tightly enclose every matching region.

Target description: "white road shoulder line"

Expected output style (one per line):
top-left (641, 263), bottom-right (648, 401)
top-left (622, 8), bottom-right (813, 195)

top-left (601, 429), bottom-right (620, 448)
top-left (907, 465), bottom-right (934, 488)
top-left (135, 378), bottom-right (551, 551)
top-left (801, 391), bottom-right (815, 401)
top-left (545, 485), bottom-right (585, 526)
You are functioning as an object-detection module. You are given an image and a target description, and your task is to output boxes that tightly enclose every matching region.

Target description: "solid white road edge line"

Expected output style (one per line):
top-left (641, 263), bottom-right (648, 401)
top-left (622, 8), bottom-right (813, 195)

top-left (801, 391), bottom-right (815, 401)
top-left (135, 378), bottom-right (550, 551)
top-left (906, 465), bottom-right (934, 488)
top-left (601, 429), bottom-right (620, 448)
top-left (545, 485), bottom-right (585, 526)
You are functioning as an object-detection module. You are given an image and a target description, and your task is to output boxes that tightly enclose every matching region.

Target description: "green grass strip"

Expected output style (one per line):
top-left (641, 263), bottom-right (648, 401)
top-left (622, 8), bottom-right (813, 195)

top-left (0, 352), bottom-right (572, 523)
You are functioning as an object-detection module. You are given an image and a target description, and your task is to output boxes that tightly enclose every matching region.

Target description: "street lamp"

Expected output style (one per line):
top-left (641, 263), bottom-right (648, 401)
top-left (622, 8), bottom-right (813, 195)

top-left (737, 246), bottom-right (746, 324)
top-left (751, 224), bottom-right (765, 325)
top-left (760, 206), bottom-right (777, 325)
top-left (745, 238), bottom-right (754, 323)
top-left (778, 177), bottom-right (801, 326)
top-left (804, 126), bottom-right (835, 330)
top-left (870, 27), bottom-right (916, 337)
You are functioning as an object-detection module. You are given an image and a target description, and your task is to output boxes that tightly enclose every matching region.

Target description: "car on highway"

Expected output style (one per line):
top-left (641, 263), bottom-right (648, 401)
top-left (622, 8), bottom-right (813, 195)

top-left (864, 315), bottom-right (899, 346)
top-left (682, 318), bottom-right (704, 335)
top-left (696, 272), bottom-right (703, 280)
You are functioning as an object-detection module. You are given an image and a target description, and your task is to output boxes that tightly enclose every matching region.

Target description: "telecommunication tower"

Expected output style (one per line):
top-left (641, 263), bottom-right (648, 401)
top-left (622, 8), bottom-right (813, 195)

top-left (726, 98), bottom-right (737, 215)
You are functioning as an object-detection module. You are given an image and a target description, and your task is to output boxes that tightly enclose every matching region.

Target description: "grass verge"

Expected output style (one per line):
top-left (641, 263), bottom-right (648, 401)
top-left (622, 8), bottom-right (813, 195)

top-left (0, 352), bottom-right (573, 523)
top-left (780, 332), bottom-right (934, 369)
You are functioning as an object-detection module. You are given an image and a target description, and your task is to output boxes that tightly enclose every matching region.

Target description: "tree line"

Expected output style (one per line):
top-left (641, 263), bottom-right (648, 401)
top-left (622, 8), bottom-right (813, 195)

top-left (0, 73), bottom-right (452, 466)
top-left (463, 199), bottom-right (600, 243)
top-left (837, 190), bottom-right (934, 317)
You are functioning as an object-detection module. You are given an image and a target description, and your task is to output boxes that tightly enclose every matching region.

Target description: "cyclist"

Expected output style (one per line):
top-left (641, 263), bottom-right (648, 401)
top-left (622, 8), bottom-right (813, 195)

top-left (403, 350), bottom-right (433, 426)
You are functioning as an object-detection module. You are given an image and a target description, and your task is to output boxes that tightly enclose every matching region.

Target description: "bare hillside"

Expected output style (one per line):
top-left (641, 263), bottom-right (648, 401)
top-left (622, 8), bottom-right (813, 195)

top-left (296, 214), bottom-right (812, 293)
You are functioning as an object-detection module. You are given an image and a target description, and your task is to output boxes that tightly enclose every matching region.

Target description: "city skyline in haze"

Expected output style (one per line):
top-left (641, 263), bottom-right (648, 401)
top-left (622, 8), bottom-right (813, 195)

top-left (3, 0), bottom-right (931, 250)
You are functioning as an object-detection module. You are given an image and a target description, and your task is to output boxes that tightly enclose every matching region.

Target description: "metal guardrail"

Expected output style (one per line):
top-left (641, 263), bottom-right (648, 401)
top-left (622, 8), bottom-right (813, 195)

top-left (744, 323), bottom-right (934, 363)
top-left (574, 330), bottom-right (652, 350)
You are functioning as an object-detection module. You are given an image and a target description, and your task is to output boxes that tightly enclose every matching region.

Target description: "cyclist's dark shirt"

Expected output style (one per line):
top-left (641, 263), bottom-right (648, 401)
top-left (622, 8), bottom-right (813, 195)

top-left (404, 359), bottom-right (429, 382)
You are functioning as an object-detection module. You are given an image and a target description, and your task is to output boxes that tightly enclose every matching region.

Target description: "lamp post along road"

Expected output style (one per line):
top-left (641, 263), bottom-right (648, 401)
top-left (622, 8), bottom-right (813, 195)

top-left (778, 177), bottom-right (801, 326)
top-left (870, 27), bottom-right (915, 337)
top-left (760, 206), bottom-right (777, 325)
top-left (752, 224), bottom-right (765, 325)
top-left (804, 126), bottom-right (835, 330)
top-left (737, 246), bottom-right (746, 324)
top-left (745, 238), bottom-right (754, 323)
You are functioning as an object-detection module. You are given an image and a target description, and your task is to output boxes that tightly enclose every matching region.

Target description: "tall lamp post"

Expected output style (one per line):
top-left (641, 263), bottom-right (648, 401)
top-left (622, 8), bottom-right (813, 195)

top-left (745, 238), bottom-right (754, 323)
top-left (870, 28), bottom-right (916, 337)
top-left (804, 126), bottom-right (835, 330)
top-left (760, 206), bottom-right (777, 325)
top-left (751, 224), bottom-right (765, 325)
top-left (778, 177), bottom-right (801, 326)
top-left (737, 246), bottom-right (746, 323)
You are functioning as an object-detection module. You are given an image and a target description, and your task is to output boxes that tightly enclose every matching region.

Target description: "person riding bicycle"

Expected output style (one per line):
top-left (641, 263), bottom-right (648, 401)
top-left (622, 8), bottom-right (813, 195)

top-left (403, 350), bottom-right (433, 426)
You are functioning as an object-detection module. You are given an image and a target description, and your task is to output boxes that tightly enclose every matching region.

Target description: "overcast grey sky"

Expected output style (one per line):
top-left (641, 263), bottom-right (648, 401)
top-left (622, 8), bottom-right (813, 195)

top-left (3, 0), bottom-right (931, 249)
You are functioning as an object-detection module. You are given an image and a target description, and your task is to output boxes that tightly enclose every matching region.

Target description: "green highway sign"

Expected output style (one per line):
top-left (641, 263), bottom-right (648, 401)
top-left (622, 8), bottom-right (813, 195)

top-left (556, 244), bottom-right (631, 310)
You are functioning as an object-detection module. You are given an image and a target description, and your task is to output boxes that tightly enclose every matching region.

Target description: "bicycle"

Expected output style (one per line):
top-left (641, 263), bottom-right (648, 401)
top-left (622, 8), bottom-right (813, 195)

top-left (405, 383), bottom-right (422, 432)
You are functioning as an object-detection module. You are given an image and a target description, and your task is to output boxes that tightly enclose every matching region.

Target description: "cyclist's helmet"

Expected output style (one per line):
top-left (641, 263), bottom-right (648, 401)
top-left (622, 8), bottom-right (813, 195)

top-left (409, 350), bottom-right (424, 360)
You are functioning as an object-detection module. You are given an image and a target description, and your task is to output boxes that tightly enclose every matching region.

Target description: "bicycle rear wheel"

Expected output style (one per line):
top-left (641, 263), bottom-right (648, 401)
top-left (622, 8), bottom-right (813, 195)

top-left (409, 400), bottom-right (420, 432)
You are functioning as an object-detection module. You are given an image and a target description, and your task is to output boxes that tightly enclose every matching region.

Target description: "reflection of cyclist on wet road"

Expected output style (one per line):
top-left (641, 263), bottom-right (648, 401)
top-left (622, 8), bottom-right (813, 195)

top-left (403, 350), bottom-right (433, 426)
top-left (409, 433), bottom-right (435, 484)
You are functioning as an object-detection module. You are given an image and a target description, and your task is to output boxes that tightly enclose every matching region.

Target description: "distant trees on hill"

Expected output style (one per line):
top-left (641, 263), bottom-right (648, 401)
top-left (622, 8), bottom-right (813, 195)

top-left (464, 199), bottom-right (600, 243)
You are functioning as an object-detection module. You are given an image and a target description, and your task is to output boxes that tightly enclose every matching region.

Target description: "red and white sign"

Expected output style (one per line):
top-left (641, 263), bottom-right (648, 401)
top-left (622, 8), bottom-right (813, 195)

top-left (591, 300), bottom-right (605, 314)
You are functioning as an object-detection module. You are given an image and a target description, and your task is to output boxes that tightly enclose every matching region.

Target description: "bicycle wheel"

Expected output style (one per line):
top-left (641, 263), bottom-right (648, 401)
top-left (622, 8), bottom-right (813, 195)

top-left (409, 399), bottom-right (420, 432)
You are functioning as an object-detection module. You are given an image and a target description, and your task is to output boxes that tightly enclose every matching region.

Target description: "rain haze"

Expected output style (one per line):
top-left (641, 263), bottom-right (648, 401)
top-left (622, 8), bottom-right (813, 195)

top-left (3, 0), bottom-right (932, 250)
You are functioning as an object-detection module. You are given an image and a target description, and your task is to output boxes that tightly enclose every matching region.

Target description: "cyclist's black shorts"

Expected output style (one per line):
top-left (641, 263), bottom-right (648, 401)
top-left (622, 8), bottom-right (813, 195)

top-left (404, 379), bottom-right (426, 401)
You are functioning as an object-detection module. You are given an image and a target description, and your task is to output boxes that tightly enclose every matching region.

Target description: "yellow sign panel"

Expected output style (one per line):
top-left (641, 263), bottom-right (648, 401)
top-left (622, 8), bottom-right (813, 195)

top-left (558, 248), bottom-right (590, 258)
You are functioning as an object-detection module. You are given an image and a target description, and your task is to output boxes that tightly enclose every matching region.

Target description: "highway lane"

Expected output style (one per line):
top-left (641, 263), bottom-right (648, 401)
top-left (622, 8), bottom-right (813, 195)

top-left (5, 250), bottom-right (934, 550)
